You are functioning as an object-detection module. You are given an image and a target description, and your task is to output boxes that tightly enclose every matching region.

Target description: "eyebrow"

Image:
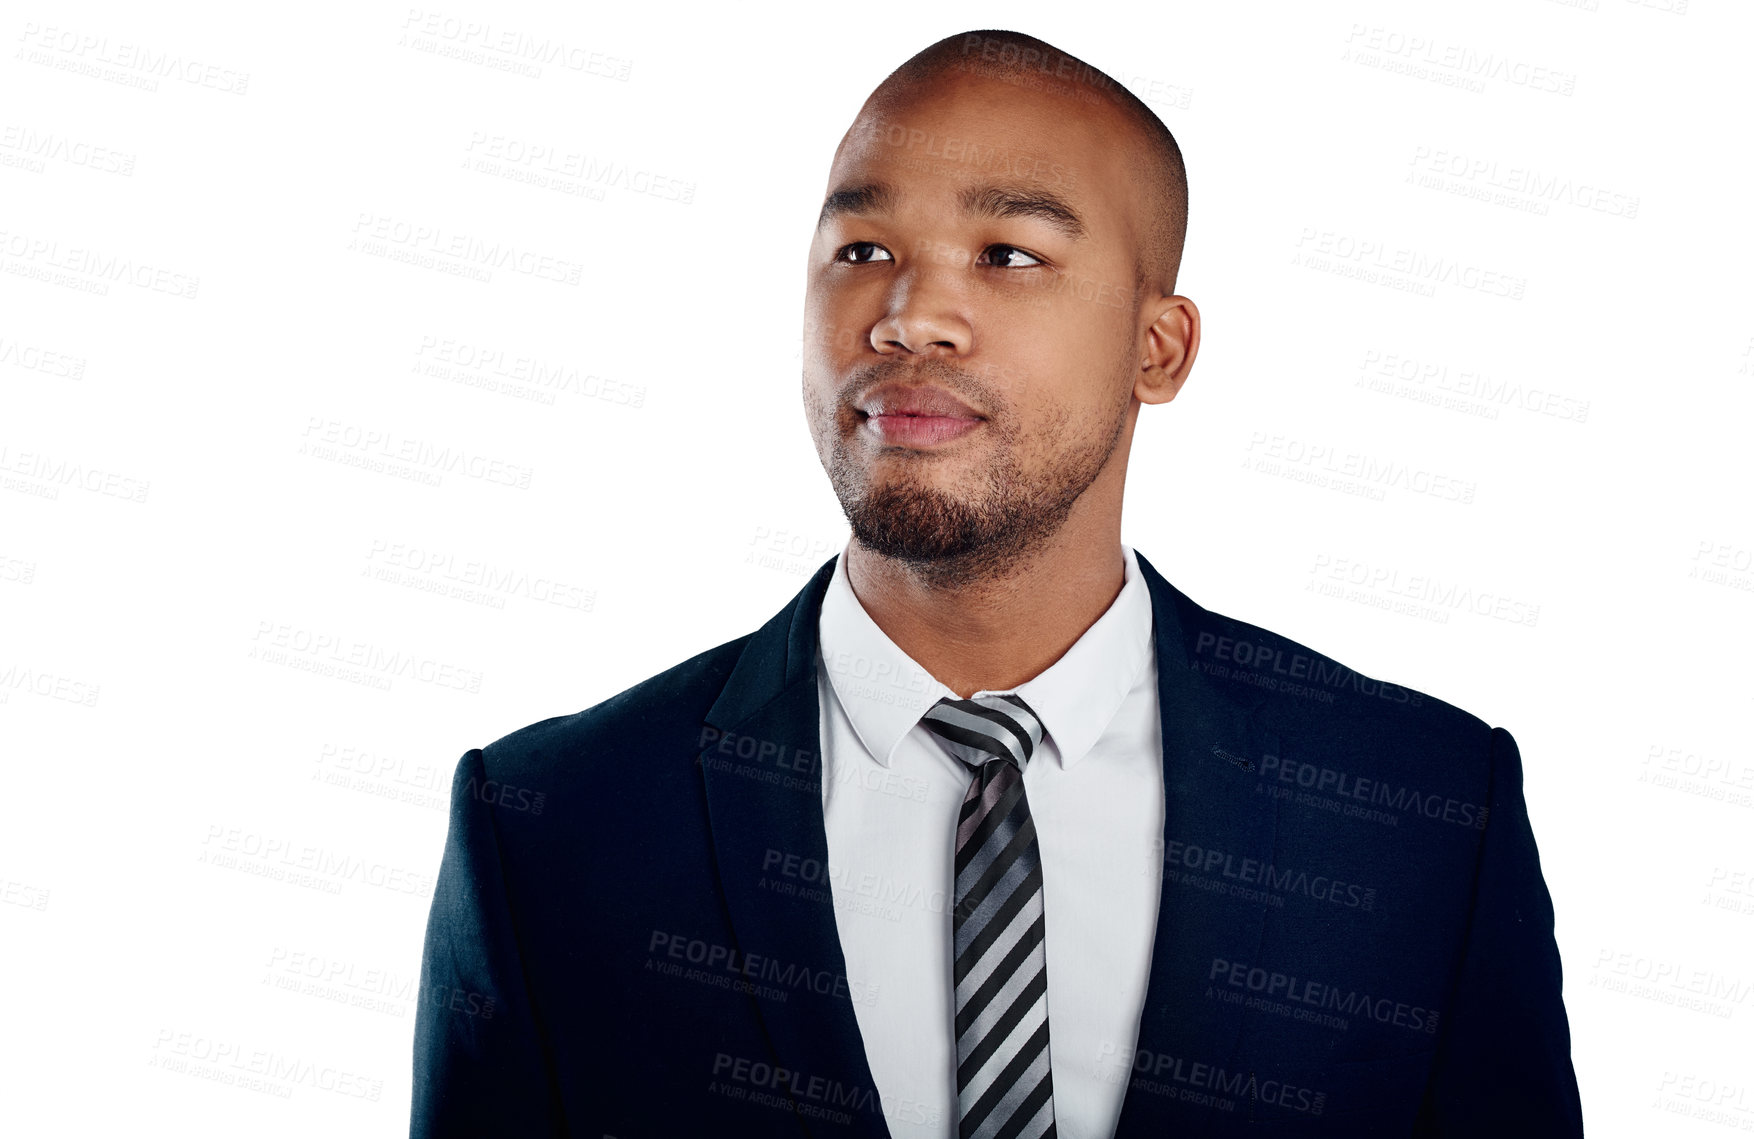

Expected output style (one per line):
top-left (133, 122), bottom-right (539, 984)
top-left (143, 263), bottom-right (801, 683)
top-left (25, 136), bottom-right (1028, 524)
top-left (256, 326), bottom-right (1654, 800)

top-left (817, 179), bottom-right (1088, 241)
top-left (958, 183), bottom-right (1087, 241)
top-left (817, 182), bottom-right (897, 230)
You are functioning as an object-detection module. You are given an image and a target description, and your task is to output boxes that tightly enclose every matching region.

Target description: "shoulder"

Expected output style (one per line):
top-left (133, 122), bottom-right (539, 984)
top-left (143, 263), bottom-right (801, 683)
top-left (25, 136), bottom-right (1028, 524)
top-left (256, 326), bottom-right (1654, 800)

top-left (1184, 598), bottom-right (1512, 831)
top-left (473, 632), bottom-right (755, 788)
top-left (1180, 593), bottom-right (1496, 761)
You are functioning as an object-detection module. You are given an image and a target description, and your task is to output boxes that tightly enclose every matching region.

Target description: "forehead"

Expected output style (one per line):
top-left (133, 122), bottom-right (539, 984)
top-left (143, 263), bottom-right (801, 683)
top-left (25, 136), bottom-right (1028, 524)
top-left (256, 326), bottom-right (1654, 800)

top-left (826, 73), bottom-right (1138, 238)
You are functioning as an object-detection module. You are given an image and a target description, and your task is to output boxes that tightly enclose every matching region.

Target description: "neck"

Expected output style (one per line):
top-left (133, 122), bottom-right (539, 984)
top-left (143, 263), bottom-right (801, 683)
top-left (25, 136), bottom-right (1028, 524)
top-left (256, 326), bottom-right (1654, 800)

top-left (844, 506), bottom-right (1126, 700)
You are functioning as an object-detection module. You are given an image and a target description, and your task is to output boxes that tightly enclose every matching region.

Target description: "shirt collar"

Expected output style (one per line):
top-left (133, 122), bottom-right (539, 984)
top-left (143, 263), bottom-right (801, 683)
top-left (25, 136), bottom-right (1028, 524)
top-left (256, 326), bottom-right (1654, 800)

top-left (816, 541), bottom-right (1153, 771)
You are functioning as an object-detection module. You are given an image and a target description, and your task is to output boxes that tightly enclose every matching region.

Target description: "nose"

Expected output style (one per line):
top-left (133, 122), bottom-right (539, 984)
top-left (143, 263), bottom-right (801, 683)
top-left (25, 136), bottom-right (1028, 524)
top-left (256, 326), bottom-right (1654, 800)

top-left (869, 262), bottom-right (972, 358)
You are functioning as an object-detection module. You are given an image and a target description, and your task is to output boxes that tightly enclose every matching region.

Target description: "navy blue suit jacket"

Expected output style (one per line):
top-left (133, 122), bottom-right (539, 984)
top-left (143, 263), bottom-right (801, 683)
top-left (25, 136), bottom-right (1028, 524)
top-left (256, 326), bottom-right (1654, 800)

top-left (410, 550), bottom-right (1583, 1137)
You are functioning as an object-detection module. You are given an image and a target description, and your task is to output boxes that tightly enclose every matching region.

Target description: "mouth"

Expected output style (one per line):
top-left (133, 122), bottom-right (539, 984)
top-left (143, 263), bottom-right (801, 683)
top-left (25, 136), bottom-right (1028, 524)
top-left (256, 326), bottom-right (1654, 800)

top-left (850, 378), bottom-right (988, 448)
top-left (858, 410), bottom-right (985, 448)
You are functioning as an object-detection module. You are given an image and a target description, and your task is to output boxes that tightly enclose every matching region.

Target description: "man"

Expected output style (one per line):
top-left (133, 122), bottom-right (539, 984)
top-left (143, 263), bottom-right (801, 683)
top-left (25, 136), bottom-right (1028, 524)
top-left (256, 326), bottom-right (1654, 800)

top-left (411, 29), bottom-right (1583, 1139)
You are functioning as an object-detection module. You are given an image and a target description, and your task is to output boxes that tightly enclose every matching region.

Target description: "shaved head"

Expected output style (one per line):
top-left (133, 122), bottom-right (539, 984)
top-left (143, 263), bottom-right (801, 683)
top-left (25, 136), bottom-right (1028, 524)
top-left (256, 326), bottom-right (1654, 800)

top-left (868, 30), bottom-right (1188, 296)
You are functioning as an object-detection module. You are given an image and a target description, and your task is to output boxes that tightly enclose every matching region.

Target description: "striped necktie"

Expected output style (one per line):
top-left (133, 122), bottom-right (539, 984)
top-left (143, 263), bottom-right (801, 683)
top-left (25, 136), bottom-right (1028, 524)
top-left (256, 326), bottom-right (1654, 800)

top-left (920, 692), bottom-right (1057, 1139)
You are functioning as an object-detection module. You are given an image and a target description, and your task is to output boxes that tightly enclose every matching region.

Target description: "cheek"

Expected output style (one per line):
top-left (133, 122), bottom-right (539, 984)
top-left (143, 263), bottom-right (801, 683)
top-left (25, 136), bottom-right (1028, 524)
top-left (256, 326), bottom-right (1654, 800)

top-left (1045, 308), bottom-right (1138, 397)
top-left (805, 293), bottom-right (872, 362)
top-left (994, 297), bottom-right (1116, 357)
top-left (799, 385), bottom-right (844, 455)
top-left (1006, 362), bottom-right (1127, 446)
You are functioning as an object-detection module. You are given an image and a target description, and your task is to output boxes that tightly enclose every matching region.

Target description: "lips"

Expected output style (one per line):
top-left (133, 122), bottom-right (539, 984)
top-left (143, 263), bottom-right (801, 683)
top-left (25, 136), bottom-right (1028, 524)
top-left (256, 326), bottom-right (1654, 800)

top-left (856, 384), bottom-right (983, 420)
top-left (851, 380), bottom-right (987, 447)
top-left (863, 414), bottom-right (984, 447)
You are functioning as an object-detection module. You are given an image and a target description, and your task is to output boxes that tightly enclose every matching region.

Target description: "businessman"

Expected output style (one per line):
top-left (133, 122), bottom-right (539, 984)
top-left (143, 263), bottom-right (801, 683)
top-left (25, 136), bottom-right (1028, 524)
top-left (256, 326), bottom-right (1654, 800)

top-left (411, 29), bottom-right (1583, 1139)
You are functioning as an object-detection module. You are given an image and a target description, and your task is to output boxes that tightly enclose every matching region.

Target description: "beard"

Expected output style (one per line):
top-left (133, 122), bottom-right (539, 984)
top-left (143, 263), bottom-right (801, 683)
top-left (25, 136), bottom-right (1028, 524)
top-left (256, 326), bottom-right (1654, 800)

top-left (820, 387), bottom-right (1129, 590)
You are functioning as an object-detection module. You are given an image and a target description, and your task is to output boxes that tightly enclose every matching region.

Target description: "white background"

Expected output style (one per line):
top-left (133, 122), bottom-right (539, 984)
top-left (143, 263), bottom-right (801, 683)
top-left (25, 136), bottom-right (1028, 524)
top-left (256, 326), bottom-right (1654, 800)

top-left (3, 0), bottom-right (1751, 1134)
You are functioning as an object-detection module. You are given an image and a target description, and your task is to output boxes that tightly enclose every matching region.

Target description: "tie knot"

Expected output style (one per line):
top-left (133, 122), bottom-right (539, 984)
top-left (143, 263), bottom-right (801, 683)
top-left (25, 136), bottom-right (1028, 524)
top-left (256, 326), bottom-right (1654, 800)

top-left (919, 692), bottom-right (1045, 774)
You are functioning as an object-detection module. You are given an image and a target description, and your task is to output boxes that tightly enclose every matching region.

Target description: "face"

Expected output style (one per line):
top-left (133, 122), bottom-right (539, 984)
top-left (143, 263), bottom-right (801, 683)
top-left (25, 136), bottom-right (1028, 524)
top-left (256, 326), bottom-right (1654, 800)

top-left (802, 71), bottom-right (1155, 583)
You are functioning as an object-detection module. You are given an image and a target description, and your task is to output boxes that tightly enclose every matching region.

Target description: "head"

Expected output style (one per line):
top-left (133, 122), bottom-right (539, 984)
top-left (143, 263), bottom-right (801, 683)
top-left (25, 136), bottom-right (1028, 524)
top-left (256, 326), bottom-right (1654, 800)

top-left (802, 30), bottom-right (1198, 588)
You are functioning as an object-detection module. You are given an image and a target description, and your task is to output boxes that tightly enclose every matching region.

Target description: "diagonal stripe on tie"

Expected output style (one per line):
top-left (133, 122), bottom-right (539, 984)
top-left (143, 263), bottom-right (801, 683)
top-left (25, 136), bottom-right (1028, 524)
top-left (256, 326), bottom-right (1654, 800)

top-left (956, 902), bottom-right (1041, 1006)
top-left (963, 1014), bottom-right (1052, 1139)
top-left (928, 709), bottom-right (1035, 768)
top-left (956, 911), bottom-right (1045, 1036)
top-left (956, 798), bottom-right (1033, 901)
top-left (956, 770), bottom-right (1026, 870)
top-left (957, 938), bottom-right (1045, 1060)
top-left (957, 952), bottom-right (1046, 1089)
top-left (920, 692), bottom-right (1057, 1139)
top-left (956, 856), bottom-right (1042, 979)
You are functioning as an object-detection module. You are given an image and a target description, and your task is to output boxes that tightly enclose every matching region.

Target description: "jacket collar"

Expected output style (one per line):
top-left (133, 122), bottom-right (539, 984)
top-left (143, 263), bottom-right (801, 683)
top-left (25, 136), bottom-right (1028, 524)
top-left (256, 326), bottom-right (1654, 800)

top-left (700, 551), bottom-right (1281, 1137)
top-left (816, 542), bottom-right (1155, 773)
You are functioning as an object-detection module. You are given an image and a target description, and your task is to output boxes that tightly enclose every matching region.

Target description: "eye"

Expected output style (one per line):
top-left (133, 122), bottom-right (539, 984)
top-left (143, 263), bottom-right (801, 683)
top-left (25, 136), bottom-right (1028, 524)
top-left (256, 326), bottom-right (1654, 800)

top-left (835, 242), bottom-right (893, 264)
top-left (979, 244), bottom-right (1044, 269)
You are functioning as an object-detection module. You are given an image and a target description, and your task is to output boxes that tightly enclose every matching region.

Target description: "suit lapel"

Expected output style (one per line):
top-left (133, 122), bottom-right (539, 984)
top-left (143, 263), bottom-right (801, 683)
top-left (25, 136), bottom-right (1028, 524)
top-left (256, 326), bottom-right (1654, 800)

top-left (698, 551), bottom-right (1280, 1139)
top-left (1117, 552), bottom-right (1282, 1135)
top-left (699, 556), bottom-right (890, 1138)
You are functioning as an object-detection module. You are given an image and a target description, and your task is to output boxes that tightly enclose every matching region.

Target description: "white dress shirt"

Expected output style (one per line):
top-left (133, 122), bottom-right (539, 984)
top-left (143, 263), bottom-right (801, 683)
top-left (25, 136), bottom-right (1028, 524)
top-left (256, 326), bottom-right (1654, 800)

top-left (814, 542), bottom-right (1166, 1139)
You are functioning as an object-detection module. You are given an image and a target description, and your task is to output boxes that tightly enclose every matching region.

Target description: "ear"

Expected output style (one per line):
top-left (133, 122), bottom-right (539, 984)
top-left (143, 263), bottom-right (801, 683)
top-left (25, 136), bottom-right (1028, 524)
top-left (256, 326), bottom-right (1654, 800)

top-left (1136, 294), bottom-right (1201, 405)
